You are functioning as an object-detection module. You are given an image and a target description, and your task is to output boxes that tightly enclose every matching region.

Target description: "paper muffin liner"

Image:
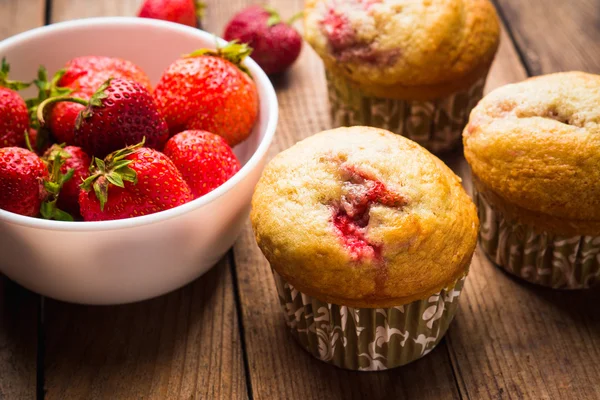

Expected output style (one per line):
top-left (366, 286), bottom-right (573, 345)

top-left (273, 270), bottom-right (466, 371)
top-left (475, 188), bottom-right (600, 289)
top-left (325, 72), bottom-right (487, 153)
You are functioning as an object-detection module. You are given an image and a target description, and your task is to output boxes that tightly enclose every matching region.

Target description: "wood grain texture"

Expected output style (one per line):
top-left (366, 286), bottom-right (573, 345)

top-left (0, 0), bottom-right (45, 39)
top-left (230, 1), bottom-right (461, 399)
top-left (495, 0), bottom-right (600, 75)
top-left (447, 3), bottom-right (600, 399)
top-left (0, 279), bottom-right (38, 400)
top-left (44, 259), bottom-right (247, 400)
top-left (0, 2), bottom-right (45, 399)
top-left (49, 0), bottom-right (141, 22)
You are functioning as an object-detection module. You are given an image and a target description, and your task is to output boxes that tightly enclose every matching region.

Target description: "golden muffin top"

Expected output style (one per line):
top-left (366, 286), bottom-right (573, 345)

top-left (304, 0), bottom-right (500, 91)
top-left (251, 127), bottom-right (478, 308)
top-left (464, 72), bottom-right (600, 229)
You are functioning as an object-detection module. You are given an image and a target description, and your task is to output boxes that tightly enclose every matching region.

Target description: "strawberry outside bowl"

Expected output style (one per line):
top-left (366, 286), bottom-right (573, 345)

top-left (0, 17), bottom-right (278, 304)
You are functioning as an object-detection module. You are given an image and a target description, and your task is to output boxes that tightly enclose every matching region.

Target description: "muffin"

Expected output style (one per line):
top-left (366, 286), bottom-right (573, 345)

top-left (304, 0), bottom-right (500, 153)
top-left (251, 127), bottom-right (478, 370)
top-left (463, 72), bottom-right (600, 289)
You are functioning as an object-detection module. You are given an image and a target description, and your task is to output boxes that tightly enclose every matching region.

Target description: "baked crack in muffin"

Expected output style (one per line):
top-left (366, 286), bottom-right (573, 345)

top-left (304, 0), bottom-right (500, 153)
top-left (251, 126), bottom-right (478, 370)
top-left (464, 71), bottom-right (600, 289)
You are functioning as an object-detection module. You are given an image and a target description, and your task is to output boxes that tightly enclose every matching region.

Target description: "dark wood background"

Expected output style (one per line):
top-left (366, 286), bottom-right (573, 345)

top-left (0, 0), bottom-right (599, 399)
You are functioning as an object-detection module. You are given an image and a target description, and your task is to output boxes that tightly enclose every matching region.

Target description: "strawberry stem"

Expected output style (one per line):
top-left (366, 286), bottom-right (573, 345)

top-left (287, 11), bottom-right (303, 25)
top-left (36, 95), bottom-right (89, 126)
top-left (24, 130), bottom-right (35, 153)
top-left (80, 140), bottom-right (144, 211)
top-left (263, 5), bottom-right (281, 27)
top-left (36, 78), bottom-right (112, 128)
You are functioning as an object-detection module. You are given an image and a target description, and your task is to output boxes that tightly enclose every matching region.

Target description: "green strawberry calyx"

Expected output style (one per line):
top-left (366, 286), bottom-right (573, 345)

top-left (0, 57), bottom-right (31, 91)
top-left (26, 66), bottom-right (73, 129)
top-left (25, 66), bottom-right (73, 151)
top-left (264, 5), bottom-right (282, 26)
top-left (35, 79), bottom-right (110, 128)
top-left (187, 40), bottom-right (253, 76)
top-left (75, 79), bottom-right (112, 129)
top-left (39, 144), bottom-right (75, 222)
top-left (80, 140), bottom-right (144, 211)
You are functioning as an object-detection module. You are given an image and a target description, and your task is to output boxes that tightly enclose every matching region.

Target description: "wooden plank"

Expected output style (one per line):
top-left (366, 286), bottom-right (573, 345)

top-left (49, 0), bottom-right (140, 22)
top-left (43, 2), bottom-right (248, 399)
top-left (0, 0), bottom-right (46, 39)
top-left (0, 279), bottom-right (39, 400)
top-left (495, 0), bottom-right (600, 75)
top-left (44, 259), bottom-right (247, 400)
top-left (446, 7), bottom-right (600, 400)
top-left (230, 0), bottom-right (461, 398)
top-left (0, 2), bottom-right (46, 399)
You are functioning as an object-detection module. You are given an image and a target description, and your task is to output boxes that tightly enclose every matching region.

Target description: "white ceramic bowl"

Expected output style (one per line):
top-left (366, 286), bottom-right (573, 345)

top-left (0, 17), bottom-right (277, 304)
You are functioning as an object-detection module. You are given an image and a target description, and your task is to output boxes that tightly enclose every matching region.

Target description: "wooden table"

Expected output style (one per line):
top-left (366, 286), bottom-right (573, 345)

top-left (0, 0), bottom-right (599, 399)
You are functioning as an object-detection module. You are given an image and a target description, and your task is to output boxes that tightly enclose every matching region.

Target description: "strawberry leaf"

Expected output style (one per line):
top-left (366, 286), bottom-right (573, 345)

top-left (40, 200), bottom-right (74, 222)
top-left (93, 177), bottom-right (109, 211)
top-left (0, 57), bottom-right (31, 91)
top-left (60, 168), bottom-right (75, 185)
top-left (94, 158), bottom-right (106, 172)
top-left (52, 208), bottom-right (75, 222)
top-left (187, 40), bottom-right (253, 76)
top-left (39, 146), bottom-right (76, 221)
top-left (111, 159), bottom-right (133, 170)
top-left (43, 181), bottom-right (61, 195)
top-left (26, 66), bottom-right (73, 129)
top-left (75, 78), bottom-right (112, 129)
top-left (106, 172), bottom-right (124, 188)
top-left (119, 167), bottom-right (138, 184)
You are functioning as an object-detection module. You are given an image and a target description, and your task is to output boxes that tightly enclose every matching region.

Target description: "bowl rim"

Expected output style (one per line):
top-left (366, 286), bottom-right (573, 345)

top-left (0, 17), bottom-right (278, 232)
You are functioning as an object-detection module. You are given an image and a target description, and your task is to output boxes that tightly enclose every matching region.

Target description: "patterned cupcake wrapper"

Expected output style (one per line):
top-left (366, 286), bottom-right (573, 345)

top-left (475, 189), bottom-right (600, 289)
top-left (273, 270), bottom-right (466, 371)
top-left (325, 72), bottom-right (487, 153)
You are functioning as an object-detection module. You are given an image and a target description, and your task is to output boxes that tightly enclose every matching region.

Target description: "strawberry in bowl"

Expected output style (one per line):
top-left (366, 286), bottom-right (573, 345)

top-left (0, 18), bottom-right (277, 304)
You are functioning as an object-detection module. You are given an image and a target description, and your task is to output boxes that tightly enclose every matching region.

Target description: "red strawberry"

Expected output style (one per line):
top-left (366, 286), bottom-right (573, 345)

top-left (0, 147), bottom-right (47, 216)
top-left (164, 130), bottom-right (241, 198)
top-left (153, 41), bottom-right (259, 147)
top-left (46, 58), bottom-right (151, 145)
top-left (47, 89), bottom-right (90, 145)
top-left (38, 78), bottom-right (169, 158)
top-left (0, 88), bottom-right (29, 148)
top-left (0, 58), bottom-right (31, 148)
top-left (79, 187), bottom-right (162, 221)
top-left (79, 142), bottom-right (193, 221)
top-left (137, 0), bottom-right (205, 28)
top-left (223, 6), bottom-right (302, 75)
top-left (40, 144), bottom-right (90, 219)
top-left (59, 56), bottom-right (152, 92)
